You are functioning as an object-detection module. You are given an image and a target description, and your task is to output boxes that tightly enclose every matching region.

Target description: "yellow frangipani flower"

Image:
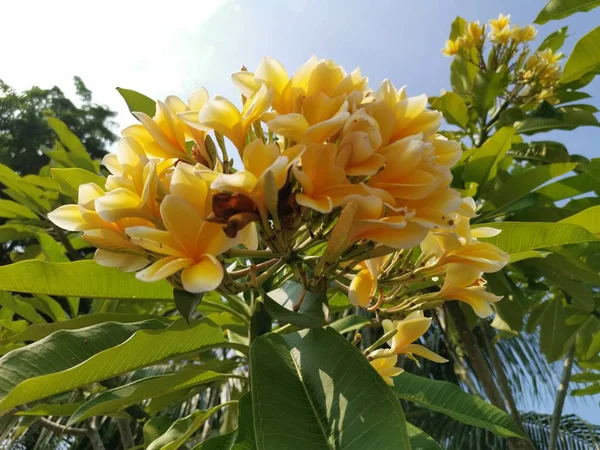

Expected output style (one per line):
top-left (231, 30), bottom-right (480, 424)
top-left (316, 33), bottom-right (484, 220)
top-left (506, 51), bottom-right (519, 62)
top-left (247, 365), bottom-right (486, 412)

top-left (371, 313), bottom-right (448, 363)
top-left (122, 88), bottom-right (209, 163)
top-left (368, 80), bottom-right (442, 143)
top-left (335, 110), bottom-right (386, 176)
top-left (292, 143), bottom-right (364, 213)
top-left (441, 39), bottom-right (462, 57)
top-left (370, 355), bottom-right (403, 386)
top-left (95, 137), bottom-right (170, 224)
top-left (125, 164), bottom-right (252, 293)
top-left (511, 24), bottom-right (537, 43)
top-left (184, 84), bottom-right (273, 153)
top-left (267, 93), bottom-right (350, 143)
top-left (349, 256), bottom-right (390, 308)
top-left (210, 139), bottom-right (304, 216)
top-left (334, 195), bottom-right (430, 250)
top-left (48, 182), bottom-right (150, 272)
top-left (440, 284), bottom-right (503, 318)
top-left (490, 25), bottom-right (511, 45)
top-left (489, 14), bottom-right (510, 35)
top-left (466, 21), bottom-right (484, 47)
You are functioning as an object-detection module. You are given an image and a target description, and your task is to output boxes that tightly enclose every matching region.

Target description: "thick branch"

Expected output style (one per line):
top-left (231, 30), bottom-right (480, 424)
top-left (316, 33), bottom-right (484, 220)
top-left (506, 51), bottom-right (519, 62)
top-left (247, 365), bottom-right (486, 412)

top-left (549, 344), bottom-right (575, 450)
top-left (116, 418), bottom-right (135, 449)
top-left (38, 417), bottom-right (106, 450)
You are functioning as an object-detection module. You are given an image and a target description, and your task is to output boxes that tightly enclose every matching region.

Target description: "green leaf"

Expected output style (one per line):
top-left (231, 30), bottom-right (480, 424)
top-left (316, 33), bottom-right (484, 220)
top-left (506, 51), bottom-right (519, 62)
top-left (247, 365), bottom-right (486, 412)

top-left (474, 222), bottom-right (599, 253)
top-left (571, 372), bottom-right (600, 382)
top-left (539, 299), bottom-right (580, 361)
top-left (0, 291), bottom-right (46, 324)
top-left (535, 0), bottom-right (600, 23)
top-left (0, 200), bottom-right (37, 219)
top-left (0, 318), bottom-right (226, 412)
top-left (464, 127), bottom-right (515, 188)
top-left (537, 173), bottom-right (599, 201)
top-left (527, 259), bottom-right (594, 311)
top-left (571, 383), bottom-right (600, 396)
top-left (559, 205), bottom-right (600, 235)
top-left (562, 26), bottom-right (600, 84)
top-left (148, 403), bottom-right (231, 450)
top-left (69, 368), bottom-right (233, 425)
top-left (450, 56), bottom-right (478, 98)
top-left (484, 162), bottom-right (576, 211)
top-left (393, 372), bottom-right (525, 439)
top-left (3, 313), bottom-right (171, 344)
top-left (0, 260), bottom-right (174, 300)
top-left (0, 320), bottom-right (165, 397)
top-left (449, 16), bottom-right (467, 40)
top-left (173, 289), bottom-right (204, 324)
top-left (250, 328), bottom-right (410, 449)
top-left (16, 403), bottom-right (84, 416)
top-left (329, 316), bottom-right (372, 334)
top-left (50, 168), bottom-right (106, 200)
top-left (508, 141), bottom-right (570, 163)
top-left (117, 87), bottom-right (157, 117)
top-left (472, 67), bottom-right (509, 114)
top-left (516, 105), bottom-right (599, 134)
top-left (406, 423), bottom-right (441, 450)
top-left (263, 281), bottom-right (328, 328)
top-left (537, 26), bottom-right (569, 52)
top-left (431, 91), bottom-right (469, 129)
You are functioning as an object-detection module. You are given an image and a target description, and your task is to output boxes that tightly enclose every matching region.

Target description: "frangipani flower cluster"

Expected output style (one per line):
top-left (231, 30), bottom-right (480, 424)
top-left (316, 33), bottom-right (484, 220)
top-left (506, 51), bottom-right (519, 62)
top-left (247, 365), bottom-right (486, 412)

top-left (49, 56), bottom-right (508, 386)
top-left (442, 14), bottom-right (562, 105)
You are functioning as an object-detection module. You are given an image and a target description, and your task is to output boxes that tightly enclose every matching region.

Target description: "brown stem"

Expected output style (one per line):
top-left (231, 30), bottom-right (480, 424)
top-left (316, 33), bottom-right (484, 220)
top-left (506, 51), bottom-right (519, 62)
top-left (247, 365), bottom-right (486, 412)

top-left (37, 417), bottom-right (106, 450)
top-left (116, 418), bottom-right (135, 449)
top-left (549, 344), bottom-right (575, 450)
top-left (485, 333), bottom-right (521, 424)
top-left (446, 302), bottom-right (534, 450)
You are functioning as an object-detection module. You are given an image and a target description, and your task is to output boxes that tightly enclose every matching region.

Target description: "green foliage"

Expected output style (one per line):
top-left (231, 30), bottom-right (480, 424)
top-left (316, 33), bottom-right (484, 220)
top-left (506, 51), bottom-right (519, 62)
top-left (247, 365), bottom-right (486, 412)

top-left (0, 78), bottom-right (116, 175)
top-left (250, 328), bottom-right (411, 449)
top-left (535, 0), bottom-right (600, 24)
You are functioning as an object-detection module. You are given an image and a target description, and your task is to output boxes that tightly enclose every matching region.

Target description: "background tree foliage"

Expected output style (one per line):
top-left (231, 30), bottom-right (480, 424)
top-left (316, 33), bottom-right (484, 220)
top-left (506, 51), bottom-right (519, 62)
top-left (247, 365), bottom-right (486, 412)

top-left (0, 77), bottom-right (117, 175)
top-left (0, 1), bottom-right (598, 450)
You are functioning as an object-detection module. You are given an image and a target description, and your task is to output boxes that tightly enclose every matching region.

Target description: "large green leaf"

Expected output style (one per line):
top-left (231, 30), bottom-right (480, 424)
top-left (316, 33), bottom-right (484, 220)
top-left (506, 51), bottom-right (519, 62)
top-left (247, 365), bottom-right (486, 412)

top-left (0, 318), bottom-right (226, 412)
top-left (50, 168), bottom-right (106, 201)
top-left (464, 127), bottom-right (514, 188)
top-left (535, 0), bottom-right (600, 23)
top-left (393, 372), bottom-right (525, 439)
top-left (474, 222), bottom-right (599, 253)
top-left (560, 205), bottom-right (600, 235)
top-left (0, 260), bottom-right (174, 300)
top-left (148, 403), bottom-right (231, 450)
top-left (0, 320), bottom-right (165, 398)
top-left (250, 328), bottom-right (410, 449)
top-left (516, 106), bottom-right (599, 134)
top-left (561, 26), bottom-right (600, 84)
top-left (483, 162), bottom-right (576, 211)
top-left (117, 87), bottom-right (157, 118)
top-left (69, 368), bottom-right (233, 424)
top-left (537, 173), bottom-right (599, 201)
top-left (3, 313), bottom-right (172, 344)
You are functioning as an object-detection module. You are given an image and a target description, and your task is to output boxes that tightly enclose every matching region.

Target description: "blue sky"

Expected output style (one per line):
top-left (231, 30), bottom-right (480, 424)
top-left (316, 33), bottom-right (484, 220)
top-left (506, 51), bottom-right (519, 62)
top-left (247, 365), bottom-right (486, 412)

top-left (2, 0), bottom-right (599, 423)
